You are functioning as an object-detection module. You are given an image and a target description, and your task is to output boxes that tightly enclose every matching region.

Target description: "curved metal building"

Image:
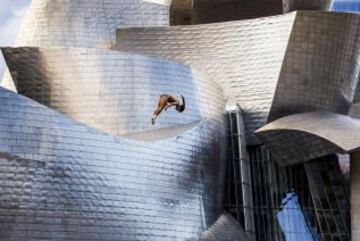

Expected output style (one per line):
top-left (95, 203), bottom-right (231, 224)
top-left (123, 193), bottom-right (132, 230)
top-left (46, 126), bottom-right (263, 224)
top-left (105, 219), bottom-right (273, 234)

top-left (115, 11), bottom-right (360, 142)
top-left (1, 0), bottom-right (360, 240)
top-left (15, 0), bottom-right (172, 49)
top-left (0, 86), bottom-right (225, 241)
top-left (257, 111), bottom-right (360, 165)
top-left (2, 47), bottom-right (225, 136)
top-left (268, 12), bottom-right (360, 121)
top-left (1, 0), bottom-right (173, 93)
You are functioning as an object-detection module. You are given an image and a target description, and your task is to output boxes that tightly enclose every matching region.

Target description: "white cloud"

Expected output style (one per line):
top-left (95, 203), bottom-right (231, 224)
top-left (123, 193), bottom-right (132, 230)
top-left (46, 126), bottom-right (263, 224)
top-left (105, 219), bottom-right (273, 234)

top-left (12, 4), bottom-right (29, 18)
top-left (0, 14), bottom-right (25, 46)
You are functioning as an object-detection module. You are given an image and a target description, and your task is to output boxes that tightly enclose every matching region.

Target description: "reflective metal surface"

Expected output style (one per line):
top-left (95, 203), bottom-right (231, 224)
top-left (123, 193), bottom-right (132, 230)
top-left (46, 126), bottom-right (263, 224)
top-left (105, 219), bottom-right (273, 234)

top-left (333, 0), bottom-right (360, 120)
top-left (197, 212), bottom-right (250, 241)
top-left (0, 86), bottom-right (226, 240)
top-left (1, 0), bottom-right (360, 240)
top-left (256, 111), bottom-right (360, 166)
top-left (2, 47), bottom-right (225, 136)
top-left (116, 13), bottom-right (297, 143)
top-left (1, 0), bottom-right (173, 91)
top-left (15, 0), bottom-right (172, 49)
top-left (0, 1), bottom-right (229, 240)
top-left (268, 11), bottom-right (360, 122)
top-left (116, 11), bottom-right (360, 143)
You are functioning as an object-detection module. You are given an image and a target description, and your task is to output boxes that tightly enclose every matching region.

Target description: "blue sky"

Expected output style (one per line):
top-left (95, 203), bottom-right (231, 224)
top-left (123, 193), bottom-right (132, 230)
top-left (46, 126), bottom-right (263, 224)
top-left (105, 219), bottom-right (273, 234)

top-left (331, 0), bottom-right (360, 12)
top-left (0, 0), bottom-right (31, 78)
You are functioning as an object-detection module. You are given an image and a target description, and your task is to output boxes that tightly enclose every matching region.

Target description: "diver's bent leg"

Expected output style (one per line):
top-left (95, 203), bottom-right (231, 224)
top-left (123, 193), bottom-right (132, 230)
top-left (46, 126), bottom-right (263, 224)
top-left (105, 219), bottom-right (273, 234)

top-left (152, 105), bottom-right (166, 125)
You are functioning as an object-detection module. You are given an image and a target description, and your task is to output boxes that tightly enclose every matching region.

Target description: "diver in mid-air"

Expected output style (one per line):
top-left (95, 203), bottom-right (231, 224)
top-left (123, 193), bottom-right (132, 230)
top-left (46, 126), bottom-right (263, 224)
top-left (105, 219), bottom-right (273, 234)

top-left (151, 94), bottom-right (185, 125)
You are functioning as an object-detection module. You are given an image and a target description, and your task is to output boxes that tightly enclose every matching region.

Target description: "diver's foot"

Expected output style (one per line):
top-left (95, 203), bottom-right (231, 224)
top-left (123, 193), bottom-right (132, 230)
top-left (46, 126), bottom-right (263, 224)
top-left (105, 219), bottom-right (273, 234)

top-left (151, 118), bottom-right (155, 125)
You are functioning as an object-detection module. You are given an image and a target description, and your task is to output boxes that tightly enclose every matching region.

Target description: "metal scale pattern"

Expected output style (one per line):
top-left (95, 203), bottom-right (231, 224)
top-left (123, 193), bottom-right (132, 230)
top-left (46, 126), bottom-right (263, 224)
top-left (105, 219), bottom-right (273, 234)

top-left (0, 0), bottom-right (230, 240)
top-left (2, 47), bottom-right (225, 136)
top-left (1, 0), bottom-right (360, 240)
top-left (0, 87), bottom-right (226, 241)
top-left (256, 111), bottom-right (360, 165)
top-left (116, 11), bottom-right (360, 142)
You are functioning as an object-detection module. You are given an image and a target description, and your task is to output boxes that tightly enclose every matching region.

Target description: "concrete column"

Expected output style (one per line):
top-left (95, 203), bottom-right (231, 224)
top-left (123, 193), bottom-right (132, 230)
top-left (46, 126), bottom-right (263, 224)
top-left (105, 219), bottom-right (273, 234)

top-left (351, 151), bottom-right (360, 241)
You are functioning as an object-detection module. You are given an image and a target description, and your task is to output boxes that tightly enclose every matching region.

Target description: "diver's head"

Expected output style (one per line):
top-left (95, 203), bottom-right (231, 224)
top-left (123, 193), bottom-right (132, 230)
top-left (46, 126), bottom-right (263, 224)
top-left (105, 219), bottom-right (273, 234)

top-left (176, 95), bottom-right (185, 112)
top-left (176, 104), bottom-right (185, 112)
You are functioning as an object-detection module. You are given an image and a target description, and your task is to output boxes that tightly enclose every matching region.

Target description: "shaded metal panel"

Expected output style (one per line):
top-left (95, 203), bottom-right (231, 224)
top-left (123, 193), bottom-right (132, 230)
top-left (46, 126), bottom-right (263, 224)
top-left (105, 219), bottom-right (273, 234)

top-left (170, 0), bottom-right (193, 25)
top-left (350, 103), bottom-right (360, 119)
top-left (197, 212), bottom-right (251, 241)
top-left (257, 129), bottom-right (344, 166)
top-left (268, 12), bottom-right (360, 122)
top-left (0, 87), bottom-right (226, 240)
top-left (256, 111), bottom-right (360, 166)
top-left (192, 0), bottom-right (283, 24)
top-left (283, 0), bottom-right (332, 12)
top-left (2, 47), bottom-right (225, 137)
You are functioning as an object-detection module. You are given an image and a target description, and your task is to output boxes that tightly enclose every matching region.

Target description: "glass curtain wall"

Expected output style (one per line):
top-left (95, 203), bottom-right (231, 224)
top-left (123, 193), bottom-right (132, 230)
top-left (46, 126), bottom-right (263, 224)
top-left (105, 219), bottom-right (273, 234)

top-left (224, 105), bottom-right (256, 240)
top-left (224, 110), bottom-right (350, 241)
top-left (247, 148), bottom-right (350, 241)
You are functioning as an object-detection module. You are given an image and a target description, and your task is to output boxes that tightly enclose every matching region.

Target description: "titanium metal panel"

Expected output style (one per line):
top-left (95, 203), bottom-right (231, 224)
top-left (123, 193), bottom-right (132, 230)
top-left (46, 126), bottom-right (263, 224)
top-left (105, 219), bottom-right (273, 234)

top-left (256, 111), bottom-right (360, 166)
top-left (1, 0), bottom-right (173, 91)
top-left (268, 11), bottom-right (360, 121)
top-left (116, 13), bottom-right (297, 143)
top-left (15, 0), bottom-right (172, 49)
top-left (2, 47), bottom-right (225, 136)
top-left (0, 86), bottom-right (226, 241)
top-left (334, 0), bottom-right (360, 119)
top-left (116, 11), bottom-right (360, 143)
